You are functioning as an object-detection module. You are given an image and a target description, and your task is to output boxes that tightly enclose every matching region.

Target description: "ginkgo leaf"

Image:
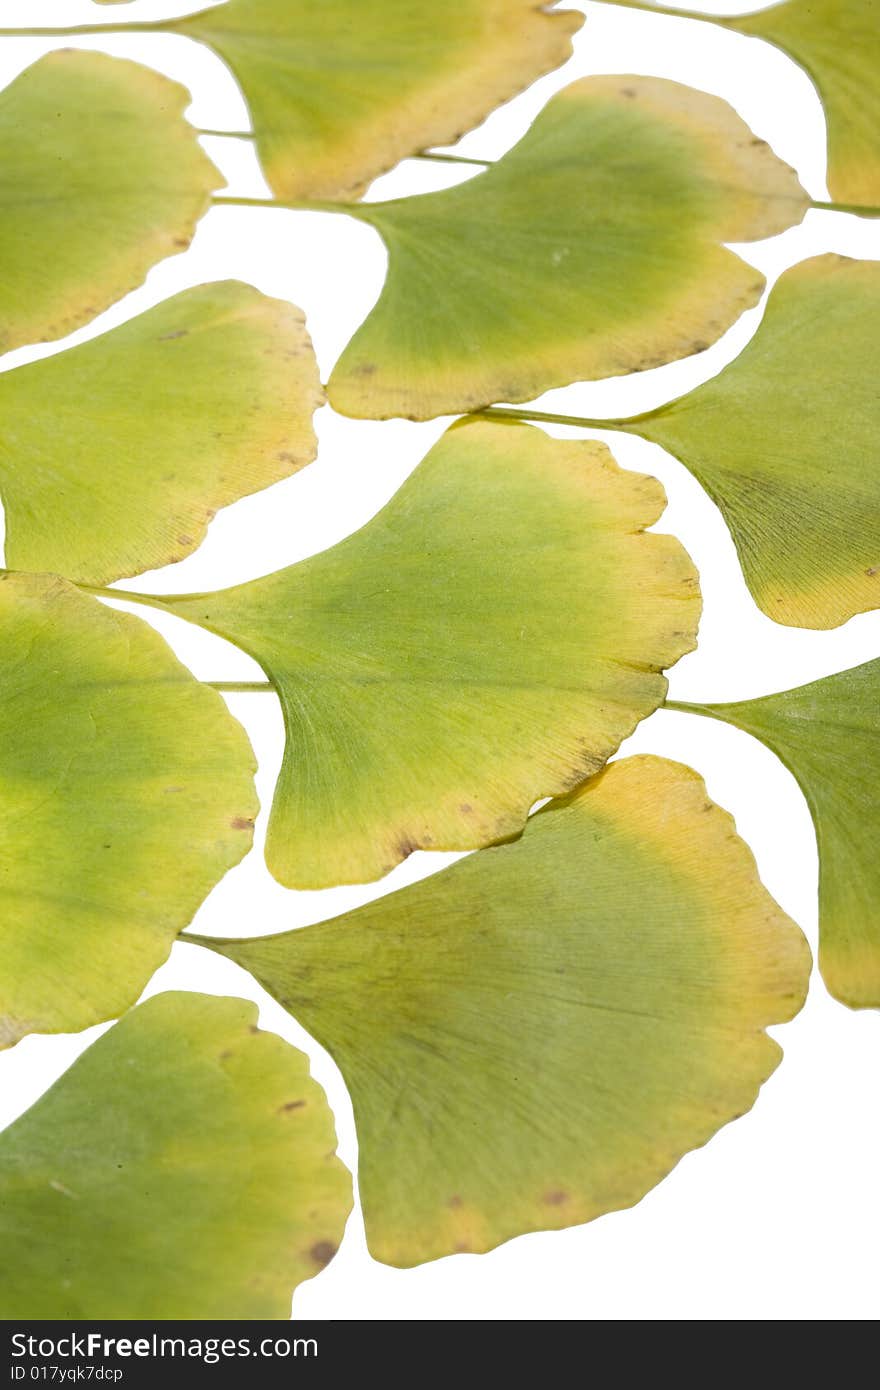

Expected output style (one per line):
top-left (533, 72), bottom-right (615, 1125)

top-left (626, 255), bottom-right (880, 630)
top-left (670, 661), bottom-right (880, 1011)
top-left (0, 282), bottom-right (323, 587)
top-left (0, 993), bottom-right (352, 1319)
top-left (326, 75), bottom-right (808, 420)
top-left (0, 574), bottom-right (257, 1050)
top-left (158, 419), bottom-right (700, 888)
top-left (728, 1), bottom-right (880, 207)
top-left (192, 756), bottom-right (810, 1266)
top-left (0, 50), bottom-right (220, 354)
top-left (166, 0), bottom-right (582, 201)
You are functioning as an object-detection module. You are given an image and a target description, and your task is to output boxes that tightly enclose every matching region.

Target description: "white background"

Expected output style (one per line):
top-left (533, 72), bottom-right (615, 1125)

top-left (0, 0), bottom-right (878, 1321)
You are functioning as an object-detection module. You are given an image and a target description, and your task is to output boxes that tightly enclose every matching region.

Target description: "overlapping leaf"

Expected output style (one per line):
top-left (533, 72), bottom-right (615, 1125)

top-left (194, 756), bottom-right (810, 1266)
top-left (599, 1), bottom-right (879, 206)
top-left (627, 255), bottom-right (880, 629)
top-left (327, 75), bottom-right (808, 419)
top-left (729, 1), bottom-right (880, 207)
top-left (0, 50), bottom-right (220, 354)
top-left (157, 419), bottom-right (700, 887)
top-left (673, 661), bottom-right (880, 1011)
top-left (165, 0), bottom-right (583, 200)
top-left (0, 282), bottom-right (323, 586)
top-left (0, 993), bottom-right (352, 1318)
top-left (0, 574), bottom-right (257, 1049)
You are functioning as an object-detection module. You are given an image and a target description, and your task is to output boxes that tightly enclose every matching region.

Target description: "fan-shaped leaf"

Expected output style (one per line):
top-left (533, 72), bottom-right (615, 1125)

top-left (0, 993), bottom-right (352, 1319)
top-left (168, 0), bottom-right (582, 200)
top-left (327, 75), bottom-right (808, 420)
top-left (729, 1), bottom-right (880, 207)
top-left (673, 661), bottom-right (880, 1010)
top-left (158, 419), bottom-right (700, 887)
top-left (0, 574), bottom-right (257, 1049)
top-left (0, 282), bottom-right (322, 586)
top-left (630, 255), bottom-right (880, 629)
top-left (194, 756), bottom-right (810, 1266)
top-left (0, 50), bottom-right (220, 355)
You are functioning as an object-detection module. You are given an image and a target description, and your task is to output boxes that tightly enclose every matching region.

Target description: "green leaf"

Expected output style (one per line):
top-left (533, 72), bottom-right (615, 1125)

top-left (0, 993), bottom-right (352, 1319)
top-left (672, 661), bottom-right (880, 1011)
top-left (0, 50), bottom-right (220, 355)
top-left (158, 419), bottom-right (701, 888)
top-left (327, 75), bottom-right (808, 420)
top-left (194, 755), bottom-right (810, 1266)
top-left (729, 1), bottom-right (880, 207)
top-left (629, 255), bottom-right (880, 630)
top-left (169, 0), bottom-right (582, 200)
top-left (0, 282), bottom-right (323, 586)
top-left (0, 574), bottom-right (257, 1050)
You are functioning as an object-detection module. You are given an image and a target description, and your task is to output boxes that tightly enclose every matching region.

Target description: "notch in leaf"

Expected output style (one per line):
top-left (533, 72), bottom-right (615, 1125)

top-left (156, 419), bottom-right (701, 888)
top-left (166, 0), bottom-right (583, 200)
top-left (193, 756), bottom-right (810, 1266)
top-left (623, 255), bottom-right (880, 630)
top-left (0, 282), bottom-right (323, 586)
top-left (0, 574), bottom-right (258, 1050)
top-left (670, 659), bottom-right (880, 1010)
top-left (0, 993), bottom-right (352, 1319)
top-left (326, 75), bottom-right (808, 420)
top-left (0, 50), bottom-right (221, 354)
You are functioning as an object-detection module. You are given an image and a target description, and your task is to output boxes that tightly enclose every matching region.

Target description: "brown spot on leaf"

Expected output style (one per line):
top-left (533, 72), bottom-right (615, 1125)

top-left (160, 329), bottom-right (188, 341)
top-left (454, 1241), bottom-right (471, 1253)
top-left (866, 566), bottom-right (878, 577)
top-left (276, 451), bottom-right (296, 463)
top-left (459, 803), bottom-right (473, 815)
top-left (310, 1241), bottom-right (337, 1267)
top-left (447, 1195), bottom-right (463, 1209)
top-left (543, 1190), bottom-right (569, 1206)
top-left (230, 816), bottom-right (253, 831)
top-left (279, 1099), bottom-right (306, 1113)
top-left (178, 535), bottom-right (193, 546)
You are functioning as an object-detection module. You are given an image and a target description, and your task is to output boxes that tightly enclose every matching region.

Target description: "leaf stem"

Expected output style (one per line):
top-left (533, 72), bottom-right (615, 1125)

top-left (78, 582), bottom-right (178, 615)
top-left (207, 681), bottom-right (275, 694)
top-left (212, 193), bottom-right (352, 216)
top-left (663, 698), bottom-right (726, 721)
top-left (810, 199), bottom-right (880, 218)
top-left (594, 1), bottom-right (733, 23)
top-left (474, 405), bottom-right (633, 432)
top-left (196, 128), bottom-right (255, 140)
top-left (0, 23), bottom-right (162, 37)
top-left (413, 151), bottom-right (491, 168)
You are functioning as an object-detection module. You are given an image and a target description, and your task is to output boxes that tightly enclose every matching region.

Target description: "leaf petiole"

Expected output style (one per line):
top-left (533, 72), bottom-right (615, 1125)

top-left (207, 681), bottom-right (275, 694)
top-left (473, 405), bottom-right (634, 432)
top-left (593, 1), bottom-right (734, 23)
top-left (810, 199), bottom-right (880, 217)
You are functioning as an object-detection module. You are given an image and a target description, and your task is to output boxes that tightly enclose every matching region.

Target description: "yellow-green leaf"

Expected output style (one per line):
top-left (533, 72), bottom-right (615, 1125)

top-left (729, 1), bottom-right (880, 207)
top-left (168, 0), bottom-right (582, 200)
top-left (672, 661), bottom-right (880, 1011)
top-left (0, 574), bottom-right (257, 1049)
top-left (194, 756), bottom-right (810, 1266)
top-left (0, 993), bottom-right (352, 1319)
top-left (327, 75), bottom-right (808, 420)
top-left (0, 50), bottom-right (220, 355)
top-left (629, 255), bottom-right (880, 630)
top-left (0, 282), bottom-right (322, 586)
top-left (158, 419), bottom-right (700, 888)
